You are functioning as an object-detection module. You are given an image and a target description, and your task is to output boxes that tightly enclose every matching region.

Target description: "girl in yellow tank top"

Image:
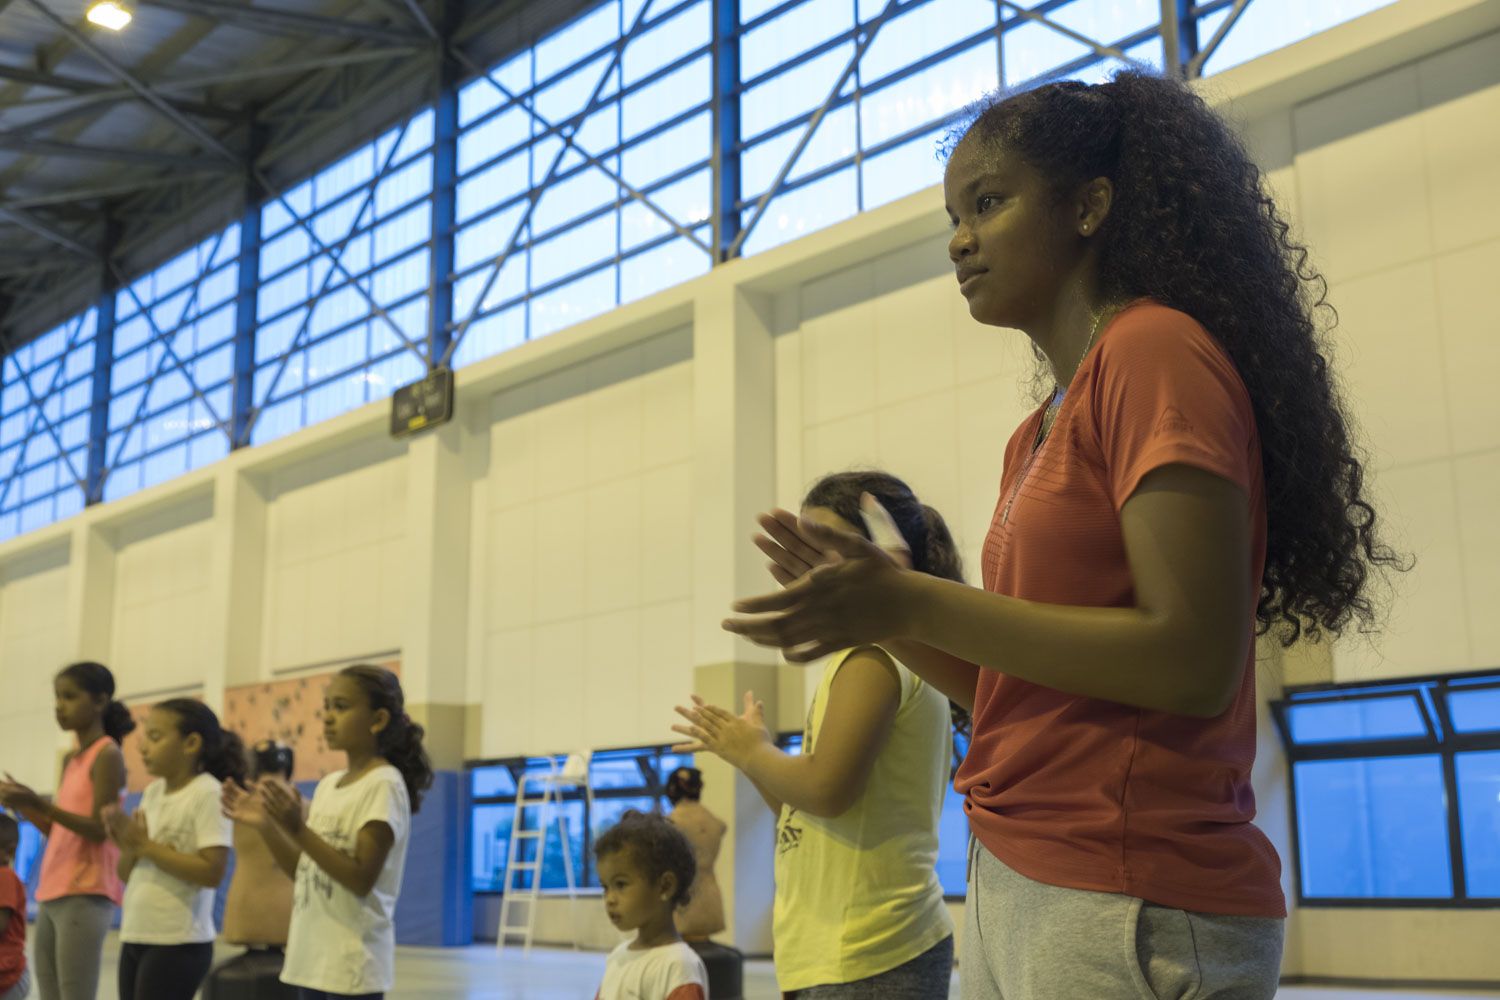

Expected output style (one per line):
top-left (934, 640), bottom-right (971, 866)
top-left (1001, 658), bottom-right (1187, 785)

top-left (674, 472), bottom-right (962, 997)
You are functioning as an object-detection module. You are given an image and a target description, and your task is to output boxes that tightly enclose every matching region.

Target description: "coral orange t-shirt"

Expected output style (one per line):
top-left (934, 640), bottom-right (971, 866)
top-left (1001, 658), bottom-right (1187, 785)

top-left (953, 301), bottom-right (1285, 918)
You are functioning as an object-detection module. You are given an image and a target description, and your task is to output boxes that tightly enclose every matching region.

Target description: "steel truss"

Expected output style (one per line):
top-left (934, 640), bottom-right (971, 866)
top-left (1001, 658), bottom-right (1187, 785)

top-left (0, 0), bottom-right (1286, 523)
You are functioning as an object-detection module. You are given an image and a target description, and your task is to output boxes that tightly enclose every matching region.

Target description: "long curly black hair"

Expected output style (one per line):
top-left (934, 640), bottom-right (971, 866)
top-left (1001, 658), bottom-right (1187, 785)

top-left (946, 72), bottom-right (1407, 644)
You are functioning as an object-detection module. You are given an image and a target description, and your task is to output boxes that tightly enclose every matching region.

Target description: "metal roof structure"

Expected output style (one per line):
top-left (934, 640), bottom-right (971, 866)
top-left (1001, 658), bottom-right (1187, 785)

top-left (0, 0), bottom-right (594, 347)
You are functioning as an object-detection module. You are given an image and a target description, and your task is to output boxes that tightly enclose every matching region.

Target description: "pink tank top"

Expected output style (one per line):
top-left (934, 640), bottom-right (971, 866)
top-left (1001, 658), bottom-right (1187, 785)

top-left (36, 736), bottom-right (124, 905)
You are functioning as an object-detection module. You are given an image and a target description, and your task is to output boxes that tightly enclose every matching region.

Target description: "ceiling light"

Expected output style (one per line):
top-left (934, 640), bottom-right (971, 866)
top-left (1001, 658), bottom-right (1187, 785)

top-left (86, 2), bottom-right (133, 31)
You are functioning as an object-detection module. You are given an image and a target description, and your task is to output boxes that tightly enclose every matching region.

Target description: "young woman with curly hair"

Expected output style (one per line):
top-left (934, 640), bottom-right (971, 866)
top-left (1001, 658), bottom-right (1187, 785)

top-left (723, 72), bottom-right (1405, 1000)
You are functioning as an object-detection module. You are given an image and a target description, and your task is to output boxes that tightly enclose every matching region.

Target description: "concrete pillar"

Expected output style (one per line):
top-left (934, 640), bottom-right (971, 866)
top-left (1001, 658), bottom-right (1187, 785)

top-left (690, 279), bottom-right (782, 954)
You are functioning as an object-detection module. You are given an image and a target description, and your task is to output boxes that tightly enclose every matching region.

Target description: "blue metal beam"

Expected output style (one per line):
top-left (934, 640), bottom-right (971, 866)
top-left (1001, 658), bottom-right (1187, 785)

top-left (711, 0), bottom-right (741, 262)
top-left (85, 217), bottom-right (119, 505)
top-left (429, 1), bottom-right (463, 370)
top-left (233, 124), bottom-right (267, 449)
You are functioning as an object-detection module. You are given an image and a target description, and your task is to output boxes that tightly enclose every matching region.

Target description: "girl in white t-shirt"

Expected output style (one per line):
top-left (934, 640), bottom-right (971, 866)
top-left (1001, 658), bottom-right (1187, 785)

top-left (223, 666), bottom-right (432, 1000)
top-left (103, 699), bottom-right (241, 1000)
top-left (593, 811), bottom-right (708, 1000)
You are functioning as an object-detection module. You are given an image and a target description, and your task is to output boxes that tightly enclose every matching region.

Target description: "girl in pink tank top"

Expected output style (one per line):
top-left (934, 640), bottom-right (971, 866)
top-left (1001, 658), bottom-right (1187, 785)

top-left (0, 662), bottom-right (132, 1000)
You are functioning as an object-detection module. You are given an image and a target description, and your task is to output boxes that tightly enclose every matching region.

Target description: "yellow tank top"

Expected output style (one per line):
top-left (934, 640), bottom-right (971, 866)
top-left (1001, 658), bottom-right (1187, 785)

top-left (772, 647), bottom-right (954, 990)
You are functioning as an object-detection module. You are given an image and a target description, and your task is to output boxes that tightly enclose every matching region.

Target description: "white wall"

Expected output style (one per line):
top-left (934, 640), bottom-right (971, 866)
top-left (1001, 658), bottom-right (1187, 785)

top-left (0, 552), bottom-right (70, 790)
top-left (1226, 25), bottom-right (1500, 981)
top-left (469, 328), bottom-right (695, 758)
top-left (110, 507), bottom-right (214, 699)
top-left (261, 444), bottom-right (408, 672)
top-left (1276, 29), bottom-right (1500, 681)
top-left (773, 236), bottom-right (1038, 574)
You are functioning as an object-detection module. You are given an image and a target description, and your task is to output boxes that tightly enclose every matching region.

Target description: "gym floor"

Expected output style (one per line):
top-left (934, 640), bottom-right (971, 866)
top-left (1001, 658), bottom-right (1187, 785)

top-left (60, 934), bottom-right (1500, 999)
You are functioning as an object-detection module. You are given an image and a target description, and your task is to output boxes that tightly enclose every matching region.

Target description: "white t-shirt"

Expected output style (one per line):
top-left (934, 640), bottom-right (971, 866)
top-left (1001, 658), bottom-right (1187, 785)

top-left (280, 764), bottom-right (411, 995)
top-left (596, 940), bottom-right (708, 1000)
top-left (119, 772), bottom-right (231, 945)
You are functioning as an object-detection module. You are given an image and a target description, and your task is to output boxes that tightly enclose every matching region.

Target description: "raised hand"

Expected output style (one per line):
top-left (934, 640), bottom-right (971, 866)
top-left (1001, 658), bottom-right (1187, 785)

top-left (258, 777), bottom-right (304, 834)
top-left (671, 691), bottom-right (772, 771)
top-left (0, 773), bottom-right (42, 811)
top-left (221, 778), bottom-right (268, 829)
top-left (752, 494), bottom-right (912, 587)
top-left (725, 496), bottom-right (914, 662)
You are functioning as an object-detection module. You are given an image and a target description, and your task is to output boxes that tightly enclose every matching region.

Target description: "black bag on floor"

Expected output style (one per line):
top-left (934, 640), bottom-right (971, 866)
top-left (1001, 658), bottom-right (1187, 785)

top-left (687, 939), bottom-right (745, 1000)
top-left (201, 948), bottom-right (300, 1000)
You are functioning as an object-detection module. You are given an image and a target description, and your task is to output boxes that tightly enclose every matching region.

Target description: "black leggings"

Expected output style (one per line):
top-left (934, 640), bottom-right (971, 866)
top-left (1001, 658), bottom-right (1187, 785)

top-left (296, 990), bottom-right (383, 999)
top-left (118, 941), bottom-right (215, 1000)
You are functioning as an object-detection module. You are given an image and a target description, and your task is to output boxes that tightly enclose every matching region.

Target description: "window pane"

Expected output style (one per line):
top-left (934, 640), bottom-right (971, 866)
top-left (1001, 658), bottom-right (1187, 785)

top-left (741, 42), bottom-right (853, 141)
top-left (591, 756), bottom-right (649, 790)
top-left (0, 309), bottom-right (95, 540)
top-left (253, 106), bottom-right (432, 445)
top-left (1457, 751), bottom-right (1500, 897)
top-left (859, 41), bottom-right (997, 151)
top-left (530, 268), bottom-right (617, 339)
top-left (862, 126), bottom-right (949, 209)
top-left (472, 765), bottom-right (517, 799)
top-left (740, 0), bottom-right (852, 82)
top-left (1294, 756), bottom-right (1451, 899)
top-left (621, 233), bottom-right (712, 304)
top-left (1448, 688), bottom-right (1500, 735)
top-left (740, 166), bottom-right (858, 256)
top-left (624, 1), bottom-right (711, 86)
top-left (860, 0), bottom-right (995, 85)
top-left (1286, 696), bottom-right (1429, 744)
top-left (472, 802), bottom-right (515, 892)
top-left (1198, 0), bottom-right (1399, 75)
top-left (451, 5), bottom-right (711, 370)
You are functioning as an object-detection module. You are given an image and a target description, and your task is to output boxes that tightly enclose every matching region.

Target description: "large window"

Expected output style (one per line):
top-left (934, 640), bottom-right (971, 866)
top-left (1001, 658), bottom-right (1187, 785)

top-left (251, 111), bottom-right (435, 446)
top-left (0, 310), bottom-right (94, 541)
top-left (446, 0), bottom-right (715, 369)
top-left (0, 0), bottom-right (1405, 540)
top-left (733, 0), bottom-right (1167, 256)
top-left (105, 225), bottom-right (239, 501)
top-left (1273, 671), bottom-right (1500, 906)
top-left (470, 744), bottom-right (693, 894)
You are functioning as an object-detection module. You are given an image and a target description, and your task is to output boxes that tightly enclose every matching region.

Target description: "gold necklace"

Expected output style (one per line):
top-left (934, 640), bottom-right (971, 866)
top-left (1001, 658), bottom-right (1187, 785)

top-left (1003, 307), bottom-right (1112, 527)
top-left (1050, 306), bottom-right (1109, 406)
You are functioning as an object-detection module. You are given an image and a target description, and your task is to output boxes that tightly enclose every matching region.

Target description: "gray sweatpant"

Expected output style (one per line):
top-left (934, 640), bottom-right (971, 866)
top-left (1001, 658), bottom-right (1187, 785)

top-left (0, 966), bottom-right (32, 1000)
top-left (33, 896), bottom-right (113, 1000)
top-left (961, 841), bottom-right (1283, 1000)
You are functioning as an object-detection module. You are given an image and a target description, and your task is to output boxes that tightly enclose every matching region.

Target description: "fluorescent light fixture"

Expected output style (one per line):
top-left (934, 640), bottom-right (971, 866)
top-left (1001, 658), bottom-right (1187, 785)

top-left (86, 2), bottom-right (133, 30)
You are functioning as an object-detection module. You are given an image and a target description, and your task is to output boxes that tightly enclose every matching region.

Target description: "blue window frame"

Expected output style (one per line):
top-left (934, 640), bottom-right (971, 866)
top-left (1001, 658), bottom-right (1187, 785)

top-left (1273, 670), bottom-right (1500, 906)
top-left (250, 111), bottom-right (436, 446)
top-left (0, 310), bottom-right (94, 540)
top-left (469, 743), bottom-right (693, 894)
top-left (105, 225), bottom-right (240, 501)
top-left (733, 0), bottom-right (1179, 256)
top-left (446, 0), bottom-right (714, 369)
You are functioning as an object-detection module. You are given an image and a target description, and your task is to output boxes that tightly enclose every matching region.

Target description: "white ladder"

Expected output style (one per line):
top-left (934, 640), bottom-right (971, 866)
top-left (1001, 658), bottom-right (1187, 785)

top-left (496, 753), bottom-right (593, 955)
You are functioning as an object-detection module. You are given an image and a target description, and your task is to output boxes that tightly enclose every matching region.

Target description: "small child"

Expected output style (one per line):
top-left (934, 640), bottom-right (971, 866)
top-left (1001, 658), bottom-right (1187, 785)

top-left (594, 811), bottom-right (708, 1000)
top-left (224, 665), bottom-right (431, 1000)
top-left (0, 813), bottom-right (30, 1000)
top-left (104, 699), bottom-right (241, 1000)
